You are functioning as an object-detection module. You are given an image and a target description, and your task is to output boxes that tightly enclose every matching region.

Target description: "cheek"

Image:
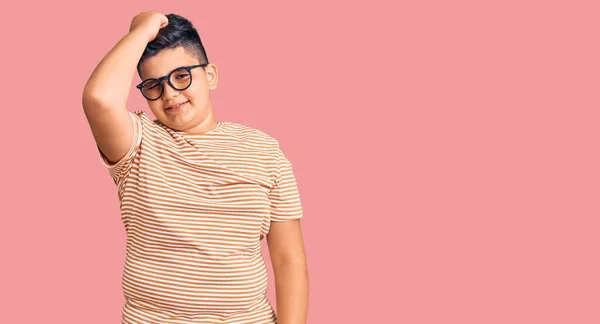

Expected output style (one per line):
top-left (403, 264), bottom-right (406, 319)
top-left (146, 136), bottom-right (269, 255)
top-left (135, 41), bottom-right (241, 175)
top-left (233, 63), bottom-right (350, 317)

top-left (184, 86), bottom-right (207, 103)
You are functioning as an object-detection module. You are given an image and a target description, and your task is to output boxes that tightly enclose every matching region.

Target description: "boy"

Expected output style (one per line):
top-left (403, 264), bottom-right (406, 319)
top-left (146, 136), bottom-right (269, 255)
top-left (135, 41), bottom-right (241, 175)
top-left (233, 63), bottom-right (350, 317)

top-left (82, 12), bottom-right (308, 324)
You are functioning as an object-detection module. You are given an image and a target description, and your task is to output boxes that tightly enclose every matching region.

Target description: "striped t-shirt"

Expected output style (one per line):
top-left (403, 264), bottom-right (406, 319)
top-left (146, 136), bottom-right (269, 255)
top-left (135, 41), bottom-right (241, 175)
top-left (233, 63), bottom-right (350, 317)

top-left (98, 110), bottom-right (303, 324)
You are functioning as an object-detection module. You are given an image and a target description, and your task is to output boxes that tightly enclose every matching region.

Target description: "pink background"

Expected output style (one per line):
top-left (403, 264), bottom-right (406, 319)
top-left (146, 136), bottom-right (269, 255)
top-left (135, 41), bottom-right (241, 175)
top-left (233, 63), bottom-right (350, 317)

top-left (1, 1), bottom-right (599, 323)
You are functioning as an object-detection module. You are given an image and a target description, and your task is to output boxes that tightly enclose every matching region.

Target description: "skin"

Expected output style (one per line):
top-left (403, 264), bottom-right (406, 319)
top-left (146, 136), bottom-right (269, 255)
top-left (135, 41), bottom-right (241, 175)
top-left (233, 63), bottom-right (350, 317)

top-left (138, 46), bottom-right (219, 135)
top-left (82, 12), bottom-right (170, 164)
top-left (83, 11), bottom-right (308, 323)
top-left (267, 219), bottom-right (309, 324)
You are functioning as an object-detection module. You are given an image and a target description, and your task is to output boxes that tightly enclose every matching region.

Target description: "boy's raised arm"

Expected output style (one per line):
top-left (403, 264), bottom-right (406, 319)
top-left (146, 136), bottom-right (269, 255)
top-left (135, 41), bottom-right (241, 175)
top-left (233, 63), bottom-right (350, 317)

top-left (82, 12), bottom-right (168, 164)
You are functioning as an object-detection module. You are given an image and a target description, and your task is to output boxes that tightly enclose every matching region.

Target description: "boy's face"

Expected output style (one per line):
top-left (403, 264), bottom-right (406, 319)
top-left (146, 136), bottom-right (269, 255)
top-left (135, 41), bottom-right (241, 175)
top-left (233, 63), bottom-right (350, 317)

top-left (138, 46), bottom-right (218, 133)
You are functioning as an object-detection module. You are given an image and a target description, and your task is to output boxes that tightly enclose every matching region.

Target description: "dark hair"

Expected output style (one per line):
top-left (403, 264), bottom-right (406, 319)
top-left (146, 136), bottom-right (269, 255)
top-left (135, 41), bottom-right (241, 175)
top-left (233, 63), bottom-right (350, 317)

top-left (137, 13), bottom-right (209, 77)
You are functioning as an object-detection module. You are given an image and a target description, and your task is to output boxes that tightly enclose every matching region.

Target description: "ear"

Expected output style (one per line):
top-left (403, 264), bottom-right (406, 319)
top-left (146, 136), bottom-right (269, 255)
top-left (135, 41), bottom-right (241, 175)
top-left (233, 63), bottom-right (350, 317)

top-left (205, 63), bottom-right (219, 90)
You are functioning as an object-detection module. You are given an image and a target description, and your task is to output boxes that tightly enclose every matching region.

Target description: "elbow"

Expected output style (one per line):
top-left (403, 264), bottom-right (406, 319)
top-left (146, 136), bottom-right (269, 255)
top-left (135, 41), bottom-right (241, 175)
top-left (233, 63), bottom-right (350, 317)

top-left (82, 91), bottom-right (104, 113)
top-left (82, 90), bottom-right (120, 113)
top-left (82, 79), bottom-right (123, 111)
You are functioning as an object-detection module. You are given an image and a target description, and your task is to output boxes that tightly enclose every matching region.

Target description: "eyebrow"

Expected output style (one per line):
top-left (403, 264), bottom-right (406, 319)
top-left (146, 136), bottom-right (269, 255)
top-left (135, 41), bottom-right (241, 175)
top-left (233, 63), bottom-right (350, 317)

top-left (143, 66), bottom-right (191, 81)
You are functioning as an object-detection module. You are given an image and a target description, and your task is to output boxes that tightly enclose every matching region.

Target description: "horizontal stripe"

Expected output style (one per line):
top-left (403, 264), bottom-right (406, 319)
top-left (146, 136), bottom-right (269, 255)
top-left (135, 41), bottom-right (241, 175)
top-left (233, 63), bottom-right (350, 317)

top-left (99, 111), bottom-right (302, 323)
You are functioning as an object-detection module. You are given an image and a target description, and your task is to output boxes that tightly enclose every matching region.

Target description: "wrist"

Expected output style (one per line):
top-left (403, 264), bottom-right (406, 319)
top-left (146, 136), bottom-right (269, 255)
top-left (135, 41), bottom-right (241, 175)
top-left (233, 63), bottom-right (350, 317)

top-left (127, 28), bottom-right (154, 43)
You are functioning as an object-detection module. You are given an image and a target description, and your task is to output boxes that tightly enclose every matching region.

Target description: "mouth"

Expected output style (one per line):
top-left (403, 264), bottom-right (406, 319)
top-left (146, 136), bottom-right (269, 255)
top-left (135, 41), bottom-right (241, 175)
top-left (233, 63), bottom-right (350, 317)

top-left (165, 101), bottom-right (188, 112)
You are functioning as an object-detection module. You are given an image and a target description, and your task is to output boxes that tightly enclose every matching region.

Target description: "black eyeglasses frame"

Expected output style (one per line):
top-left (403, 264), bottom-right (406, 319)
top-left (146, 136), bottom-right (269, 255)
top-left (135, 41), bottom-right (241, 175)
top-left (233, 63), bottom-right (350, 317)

top-left (136, 64), bottom-right (208, 101)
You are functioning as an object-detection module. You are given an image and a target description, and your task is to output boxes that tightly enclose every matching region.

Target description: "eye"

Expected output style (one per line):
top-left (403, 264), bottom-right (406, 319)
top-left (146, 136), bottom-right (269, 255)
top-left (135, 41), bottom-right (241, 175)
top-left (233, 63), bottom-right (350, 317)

top-left (142, 80), bottom-right (160, 89)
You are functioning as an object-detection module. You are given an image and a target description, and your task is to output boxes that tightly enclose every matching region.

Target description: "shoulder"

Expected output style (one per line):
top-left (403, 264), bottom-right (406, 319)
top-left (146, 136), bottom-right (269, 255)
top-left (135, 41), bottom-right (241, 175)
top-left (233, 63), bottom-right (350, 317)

top-left (131, 110), bottom-right (155, 124)
top-left (128, 110), bottom-right (153, 126)
top-left (130, 110), bottom-right (171, 133)
top-left (223, 121), bottom-right (281, 148)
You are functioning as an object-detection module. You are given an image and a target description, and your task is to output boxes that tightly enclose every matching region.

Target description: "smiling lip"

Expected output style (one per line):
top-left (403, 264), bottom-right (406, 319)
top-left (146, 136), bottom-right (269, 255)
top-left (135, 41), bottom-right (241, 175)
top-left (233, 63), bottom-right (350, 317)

top-left (166, 101), bottom-right (188, 111)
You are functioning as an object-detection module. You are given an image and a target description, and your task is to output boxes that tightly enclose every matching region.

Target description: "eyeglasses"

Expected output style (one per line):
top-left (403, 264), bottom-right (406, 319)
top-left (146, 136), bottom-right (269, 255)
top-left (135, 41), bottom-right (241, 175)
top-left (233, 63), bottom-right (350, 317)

top-left (136, 64), bottom-right (207, 101)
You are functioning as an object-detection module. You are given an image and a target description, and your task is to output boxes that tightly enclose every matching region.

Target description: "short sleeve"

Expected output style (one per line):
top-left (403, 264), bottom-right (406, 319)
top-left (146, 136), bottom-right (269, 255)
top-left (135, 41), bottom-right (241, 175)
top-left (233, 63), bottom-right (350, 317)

top-left (97, 111), bottom-right (143, 187)
top-left (268, 147), bottom-right (304, 222)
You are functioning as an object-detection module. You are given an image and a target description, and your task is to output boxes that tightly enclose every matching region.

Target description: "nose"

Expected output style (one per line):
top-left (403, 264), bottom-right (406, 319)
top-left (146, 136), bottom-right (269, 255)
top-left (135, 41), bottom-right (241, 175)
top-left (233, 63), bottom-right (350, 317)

top-left (161, 80), bottom-right (180, 100)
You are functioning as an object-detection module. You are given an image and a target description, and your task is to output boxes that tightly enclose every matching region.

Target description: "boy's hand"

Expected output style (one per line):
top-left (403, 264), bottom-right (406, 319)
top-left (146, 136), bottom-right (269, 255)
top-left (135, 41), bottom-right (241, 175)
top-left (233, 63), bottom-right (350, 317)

top-left (129, 12), bottom-right (169, 43)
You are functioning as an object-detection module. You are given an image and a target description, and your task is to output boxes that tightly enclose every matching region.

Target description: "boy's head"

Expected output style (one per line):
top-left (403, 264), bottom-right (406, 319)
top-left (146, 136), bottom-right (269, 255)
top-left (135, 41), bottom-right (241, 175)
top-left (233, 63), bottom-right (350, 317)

top-left (137, 13), bottom-right (219, 134)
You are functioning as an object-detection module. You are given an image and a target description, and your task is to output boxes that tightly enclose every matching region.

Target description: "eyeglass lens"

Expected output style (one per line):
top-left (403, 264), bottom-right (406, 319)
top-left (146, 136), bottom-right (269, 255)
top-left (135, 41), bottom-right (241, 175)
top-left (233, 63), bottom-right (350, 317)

top-left (141, 68), bottom-right (192, 100)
